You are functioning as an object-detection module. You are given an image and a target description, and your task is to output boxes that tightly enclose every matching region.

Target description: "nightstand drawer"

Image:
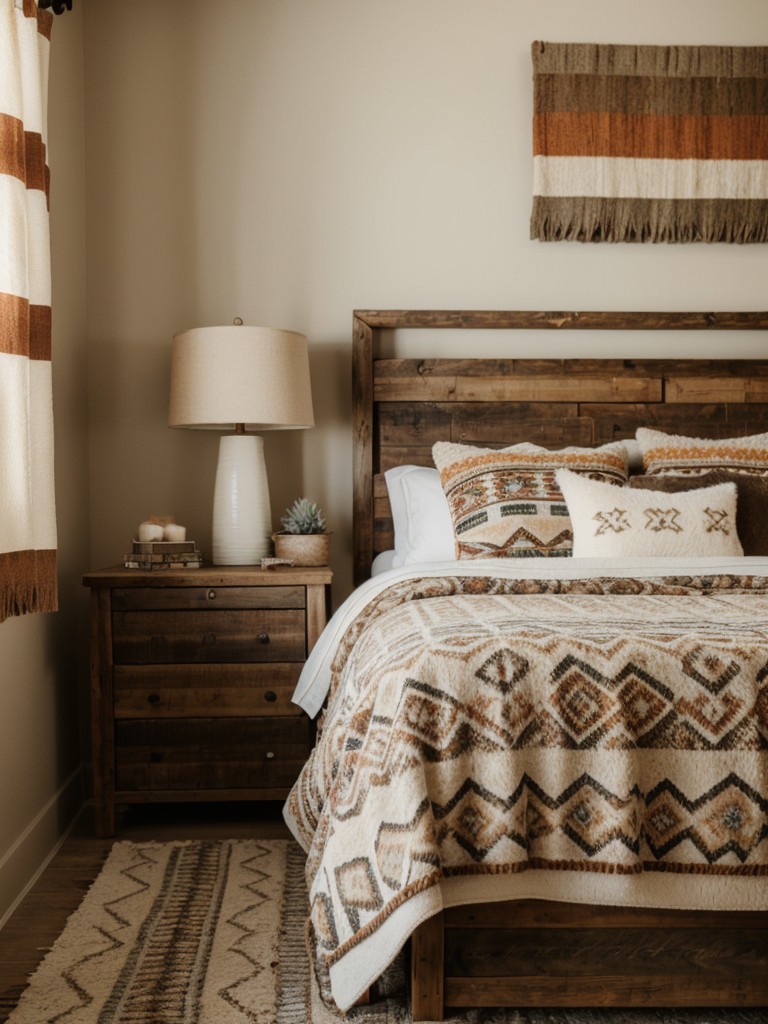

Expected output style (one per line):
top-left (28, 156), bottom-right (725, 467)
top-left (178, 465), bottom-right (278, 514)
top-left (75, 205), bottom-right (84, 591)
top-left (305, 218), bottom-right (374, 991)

top-left (115, 716), bottom-right (312, 792)
top-left (114, 663), bottom-right (302, 717)
top-left (112, 585), bottom-right (305, 612)
top-left (112, 608), bottom-right (306, 663)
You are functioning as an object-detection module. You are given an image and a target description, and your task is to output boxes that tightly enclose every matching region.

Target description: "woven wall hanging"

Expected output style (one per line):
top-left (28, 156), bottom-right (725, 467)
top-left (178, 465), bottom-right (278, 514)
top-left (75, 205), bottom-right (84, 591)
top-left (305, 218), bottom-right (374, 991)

top-left (530, 41), bottom-right (768, 243)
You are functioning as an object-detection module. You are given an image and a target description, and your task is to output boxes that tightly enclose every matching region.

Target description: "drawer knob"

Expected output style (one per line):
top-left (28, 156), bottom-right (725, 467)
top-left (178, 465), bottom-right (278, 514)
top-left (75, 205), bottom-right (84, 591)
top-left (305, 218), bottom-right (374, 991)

top-left (150, 751), bottom-right (163, 763)
top-left (203, 633), bottom-right (217, 645)
top-left (147, 693), bottom-right (161, 705)
top-left (265, 751), bottom-right (275, 760)
top-left (264, 690), bottom-right (277, 703)
top-left (258, 633), bottom-right (270, 644)
top-left (206, 589), bottom-right (217, 601)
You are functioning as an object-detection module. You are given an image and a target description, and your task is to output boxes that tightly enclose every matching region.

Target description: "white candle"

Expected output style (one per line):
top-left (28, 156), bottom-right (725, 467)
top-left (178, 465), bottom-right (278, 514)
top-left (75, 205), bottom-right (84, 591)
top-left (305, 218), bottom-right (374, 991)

top-left (163, 523), bottom-right (187, 542)
top-left (138, 521), bottom-right (164, 542)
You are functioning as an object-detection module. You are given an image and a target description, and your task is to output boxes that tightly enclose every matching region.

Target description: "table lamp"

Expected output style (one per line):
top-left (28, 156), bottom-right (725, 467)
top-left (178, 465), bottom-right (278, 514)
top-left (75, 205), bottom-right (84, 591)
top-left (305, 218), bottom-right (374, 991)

top-left (168, 322), bottom-right (314, 564)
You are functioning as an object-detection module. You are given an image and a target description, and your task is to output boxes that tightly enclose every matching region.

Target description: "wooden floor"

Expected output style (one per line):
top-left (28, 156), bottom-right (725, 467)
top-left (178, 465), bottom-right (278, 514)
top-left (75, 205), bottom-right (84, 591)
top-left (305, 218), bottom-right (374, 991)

top-left (0, 800), bottom-right (291, 1022)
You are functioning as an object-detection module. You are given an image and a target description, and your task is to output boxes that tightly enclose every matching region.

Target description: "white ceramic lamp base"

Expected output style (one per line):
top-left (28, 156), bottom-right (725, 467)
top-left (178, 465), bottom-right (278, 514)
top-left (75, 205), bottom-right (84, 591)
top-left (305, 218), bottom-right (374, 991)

top-left (212, 434), bottom-right (271, 564)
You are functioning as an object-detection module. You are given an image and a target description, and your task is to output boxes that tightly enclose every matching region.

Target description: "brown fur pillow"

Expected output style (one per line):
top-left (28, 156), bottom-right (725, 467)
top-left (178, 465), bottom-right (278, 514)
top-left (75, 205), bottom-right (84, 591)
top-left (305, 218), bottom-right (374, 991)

top-left (629, 471), bottom-right (768, 555)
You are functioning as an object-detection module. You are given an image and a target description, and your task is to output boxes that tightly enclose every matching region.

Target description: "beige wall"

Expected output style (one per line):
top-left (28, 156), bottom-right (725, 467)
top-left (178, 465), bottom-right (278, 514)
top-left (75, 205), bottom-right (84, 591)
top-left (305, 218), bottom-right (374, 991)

top-left (82, 0), bottom-right (768, 603)
top-left (3, 0), bottom-right (768, 919)
top-left (0, 6), bottom-right (89, 923)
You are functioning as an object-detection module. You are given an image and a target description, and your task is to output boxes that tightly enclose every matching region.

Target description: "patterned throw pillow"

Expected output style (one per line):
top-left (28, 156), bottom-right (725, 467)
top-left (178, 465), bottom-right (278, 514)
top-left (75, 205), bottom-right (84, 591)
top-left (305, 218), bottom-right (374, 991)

top-left (630, 471), bottom-right (768, 556)
top-left (636, 427), bottom-right (768, 476)
top-left (557, 469), bottom-right (743, 558)
top-left (432, 441), bottom-right (628, 559)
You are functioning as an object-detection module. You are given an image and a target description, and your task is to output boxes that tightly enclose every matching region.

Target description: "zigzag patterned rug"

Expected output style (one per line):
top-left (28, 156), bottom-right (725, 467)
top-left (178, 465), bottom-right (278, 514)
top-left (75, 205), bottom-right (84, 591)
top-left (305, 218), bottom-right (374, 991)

top-left (6, 838), bottom-right (765, 1024)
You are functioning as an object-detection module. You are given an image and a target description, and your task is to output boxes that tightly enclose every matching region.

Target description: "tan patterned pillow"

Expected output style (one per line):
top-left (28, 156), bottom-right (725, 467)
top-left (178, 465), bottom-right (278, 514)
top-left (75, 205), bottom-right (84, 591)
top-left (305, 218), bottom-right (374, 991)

top-left (557, 469), bottom-right (743, 558)
top-left (432, 441), bottom-right (628, 559)
top-left (636, 427), bottom-right (768, 476)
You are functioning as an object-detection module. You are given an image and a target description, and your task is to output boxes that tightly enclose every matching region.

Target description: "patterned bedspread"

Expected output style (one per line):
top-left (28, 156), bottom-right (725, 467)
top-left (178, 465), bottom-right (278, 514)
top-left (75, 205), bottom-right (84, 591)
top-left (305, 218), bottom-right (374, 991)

top-left (284, 572), bottom-right (768, 1011)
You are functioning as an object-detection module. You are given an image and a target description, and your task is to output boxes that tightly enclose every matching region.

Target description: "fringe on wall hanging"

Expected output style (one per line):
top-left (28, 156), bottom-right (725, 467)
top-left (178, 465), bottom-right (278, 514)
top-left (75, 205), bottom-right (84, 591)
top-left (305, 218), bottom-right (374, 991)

top-left (530, 42), bottom-right (768, 243)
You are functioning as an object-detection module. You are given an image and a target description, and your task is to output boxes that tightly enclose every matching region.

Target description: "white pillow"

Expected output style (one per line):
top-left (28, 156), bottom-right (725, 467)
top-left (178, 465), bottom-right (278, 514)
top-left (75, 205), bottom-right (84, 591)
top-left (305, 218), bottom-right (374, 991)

top-left (384, 466), bottom-right (455, 566)
top-left (556, 468), bottom-right (743, 558)
top-left (370, 550), bottom-right (396, 576)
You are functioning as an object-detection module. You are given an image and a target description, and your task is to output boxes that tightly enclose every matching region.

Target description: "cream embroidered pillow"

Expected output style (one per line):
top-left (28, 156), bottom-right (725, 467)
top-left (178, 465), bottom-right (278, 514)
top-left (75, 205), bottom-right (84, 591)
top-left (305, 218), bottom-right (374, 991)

top-left (432, 441), bottom-right (628, 559)
top-left (556, 469), bottom-right (743, 558)
top-left (630, 471), bottom-right (768, 555)
top-left (636, 427), bottom-right (768, 476)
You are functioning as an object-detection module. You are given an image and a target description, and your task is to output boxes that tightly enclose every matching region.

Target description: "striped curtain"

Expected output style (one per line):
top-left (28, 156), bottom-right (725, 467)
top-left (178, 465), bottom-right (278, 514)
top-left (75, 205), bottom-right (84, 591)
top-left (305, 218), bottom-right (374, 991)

top-left (531, 42), bottom-right (768, 243)
top-left (0, 0), bottom-right (57, 622)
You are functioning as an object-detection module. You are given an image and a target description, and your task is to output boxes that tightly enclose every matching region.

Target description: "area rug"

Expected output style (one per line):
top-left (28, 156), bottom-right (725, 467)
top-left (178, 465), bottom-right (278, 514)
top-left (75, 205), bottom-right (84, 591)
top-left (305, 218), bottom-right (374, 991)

top-left (6, 838), bottom-right (766, 1023)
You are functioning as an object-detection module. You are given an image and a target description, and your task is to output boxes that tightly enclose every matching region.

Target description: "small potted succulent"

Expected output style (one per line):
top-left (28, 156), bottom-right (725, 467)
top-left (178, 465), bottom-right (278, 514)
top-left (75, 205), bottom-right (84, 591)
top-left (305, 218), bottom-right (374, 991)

top-left (273, 498), bottom-right (331, 566)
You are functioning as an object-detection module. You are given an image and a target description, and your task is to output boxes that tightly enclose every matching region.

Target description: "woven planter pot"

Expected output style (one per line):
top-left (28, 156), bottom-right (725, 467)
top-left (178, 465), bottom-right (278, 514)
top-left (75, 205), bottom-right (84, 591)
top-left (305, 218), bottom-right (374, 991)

top-left (272, 532), bottom-right (331, 567)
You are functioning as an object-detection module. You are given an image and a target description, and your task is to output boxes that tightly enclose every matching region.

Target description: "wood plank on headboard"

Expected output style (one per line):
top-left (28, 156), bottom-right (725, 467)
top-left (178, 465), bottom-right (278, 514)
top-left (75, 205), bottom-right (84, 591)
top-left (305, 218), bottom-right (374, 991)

top-left (352, 310), bottom-right (768, 586)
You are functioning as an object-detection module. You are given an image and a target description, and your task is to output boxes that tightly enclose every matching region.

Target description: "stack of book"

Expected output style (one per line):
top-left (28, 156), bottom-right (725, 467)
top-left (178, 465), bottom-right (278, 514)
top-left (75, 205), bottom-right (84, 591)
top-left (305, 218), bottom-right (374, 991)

top-left (124, 540), bottom-right (203, 570)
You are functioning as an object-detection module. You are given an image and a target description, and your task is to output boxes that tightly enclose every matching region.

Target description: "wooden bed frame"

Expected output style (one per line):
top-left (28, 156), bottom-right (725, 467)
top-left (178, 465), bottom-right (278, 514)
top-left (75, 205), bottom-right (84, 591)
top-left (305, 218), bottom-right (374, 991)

top-left (352, 309), bottom-right (768, 1020)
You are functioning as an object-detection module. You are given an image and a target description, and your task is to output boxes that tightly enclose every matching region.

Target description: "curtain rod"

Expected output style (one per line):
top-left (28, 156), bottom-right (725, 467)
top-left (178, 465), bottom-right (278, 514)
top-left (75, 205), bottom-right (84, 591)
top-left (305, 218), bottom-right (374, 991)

top-left (39, 0), bottom-right (72, 13)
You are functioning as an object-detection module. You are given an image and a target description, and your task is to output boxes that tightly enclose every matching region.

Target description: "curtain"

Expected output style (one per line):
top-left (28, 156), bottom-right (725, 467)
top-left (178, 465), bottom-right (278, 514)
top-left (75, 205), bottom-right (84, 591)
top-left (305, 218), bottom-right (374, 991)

top-left (0, 0), bottom-right (57, 622)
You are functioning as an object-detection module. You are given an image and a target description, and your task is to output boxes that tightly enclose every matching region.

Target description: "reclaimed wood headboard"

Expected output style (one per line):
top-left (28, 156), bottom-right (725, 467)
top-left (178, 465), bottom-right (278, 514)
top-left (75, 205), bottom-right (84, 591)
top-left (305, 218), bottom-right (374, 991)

top-left (352, 309), bottom-right (768, 587)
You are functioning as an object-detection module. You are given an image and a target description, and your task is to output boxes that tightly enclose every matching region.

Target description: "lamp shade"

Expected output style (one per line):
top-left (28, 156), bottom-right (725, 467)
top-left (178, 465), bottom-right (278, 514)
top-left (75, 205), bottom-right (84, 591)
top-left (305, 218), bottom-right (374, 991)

top-left (168, 325), bottom-right (314, 430)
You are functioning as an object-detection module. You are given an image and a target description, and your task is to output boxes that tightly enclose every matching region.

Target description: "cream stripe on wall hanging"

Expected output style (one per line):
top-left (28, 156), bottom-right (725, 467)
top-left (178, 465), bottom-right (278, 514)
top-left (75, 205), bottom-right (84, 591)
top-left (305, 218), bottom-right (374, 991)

top-left (530, 41), bottom-right (768, 243)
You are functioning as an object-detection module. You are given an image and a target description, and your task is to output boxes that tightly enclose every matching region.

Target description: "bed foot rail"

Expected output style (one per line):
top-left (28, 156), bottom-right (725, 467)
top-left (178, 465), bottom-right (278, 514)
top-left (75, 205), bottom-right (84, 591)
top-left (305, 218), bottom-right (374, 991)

top-left (410, 901), bottom-right (768, 1019)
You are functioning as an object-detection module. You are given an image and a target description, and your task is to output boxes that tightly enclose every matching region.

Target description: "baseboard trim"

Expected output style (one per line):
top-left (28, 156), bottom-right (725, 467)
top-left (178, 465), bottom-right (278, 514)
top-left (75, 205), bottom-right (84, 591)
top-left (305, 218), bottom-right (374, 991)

top-left (0, 764), bottom-right (85, 930)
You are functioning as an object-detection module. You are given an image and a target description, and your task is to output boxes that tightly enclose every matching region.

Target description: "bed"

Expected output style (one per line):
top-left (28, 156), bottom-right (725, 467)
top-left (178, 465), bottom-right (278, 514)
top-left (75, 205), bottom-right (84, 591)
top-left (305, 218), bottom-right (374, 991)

top-left (284, 309), bottom-right (768, 1021)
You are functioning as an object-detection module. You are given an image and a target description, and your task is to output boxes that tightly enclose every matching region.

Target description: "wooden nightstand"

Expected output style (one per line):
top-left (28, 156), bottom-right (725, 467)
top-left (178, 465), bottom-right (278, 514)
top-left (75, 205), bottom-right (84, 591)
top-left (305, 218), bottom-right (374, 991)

top-left (82, 564), bottom-right (332, 836)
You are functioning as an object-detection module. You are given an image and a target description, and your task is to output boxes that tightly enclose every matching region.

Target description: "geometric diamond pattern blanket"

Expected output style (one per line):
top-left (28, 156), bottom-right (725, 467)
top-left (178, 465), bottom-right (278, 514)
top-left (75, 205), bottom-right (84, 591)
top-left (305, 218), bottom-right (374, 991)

top-left (284, 571), bottom-right (768, 1011)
